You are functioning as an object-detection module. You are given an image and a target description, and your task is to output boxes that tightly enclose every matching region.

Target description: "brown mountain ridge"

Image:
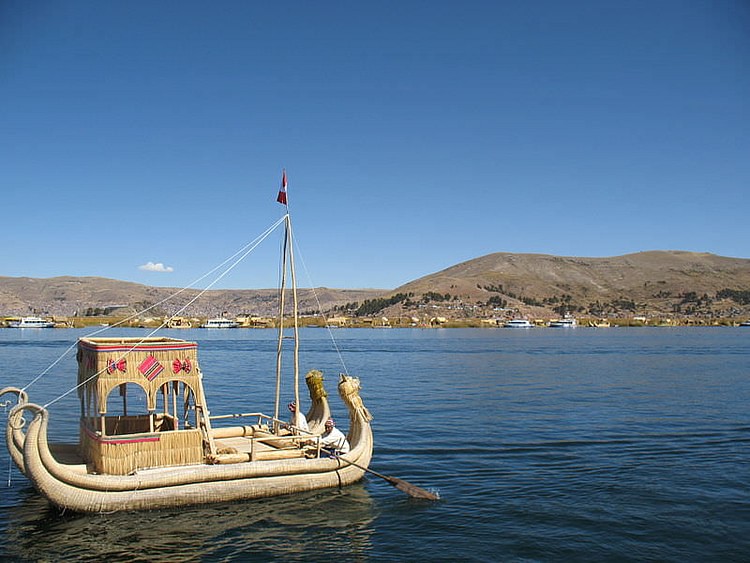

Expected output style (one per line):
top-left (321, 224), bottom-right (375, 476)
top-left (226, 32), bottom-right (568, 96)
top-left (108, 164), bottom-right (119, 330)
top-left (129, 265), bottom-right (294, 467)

top-left (0, 276), bottom-right (387, 319)
top-left (391, 250), bottom-right (750, 319)
top-left (2, 250), bottom-right (750, 320)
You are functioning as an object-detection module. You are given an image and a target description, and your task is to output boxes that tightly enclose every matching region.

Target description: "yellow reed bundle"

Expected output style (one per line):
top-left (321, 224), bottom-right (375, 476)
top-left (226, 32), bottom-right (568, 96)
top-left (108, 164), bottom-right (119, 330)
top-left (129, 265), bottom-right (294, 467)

top-left (305, 369), bottom-right (327, 400)
top-left (338, 375), bottom-right (373, 423)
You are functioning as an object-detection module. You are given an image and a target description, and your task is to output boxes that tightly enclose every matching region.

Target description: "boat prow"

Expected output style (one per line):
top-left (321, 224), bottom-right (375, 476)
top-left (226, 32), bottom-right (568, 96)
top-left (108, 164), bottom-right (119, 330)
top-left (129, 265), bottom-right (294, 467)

top-left (2, 386), bottom-right (29, 475)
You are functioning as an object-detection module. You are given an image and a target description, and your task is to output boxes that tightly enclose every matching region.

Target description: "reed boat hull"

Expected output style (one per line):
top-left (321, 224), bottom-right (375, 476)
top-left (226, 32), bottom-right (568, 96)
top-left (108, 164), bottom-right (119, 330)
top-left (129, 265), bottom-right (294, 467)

top-left (7, 376), bottom-right (373, 513)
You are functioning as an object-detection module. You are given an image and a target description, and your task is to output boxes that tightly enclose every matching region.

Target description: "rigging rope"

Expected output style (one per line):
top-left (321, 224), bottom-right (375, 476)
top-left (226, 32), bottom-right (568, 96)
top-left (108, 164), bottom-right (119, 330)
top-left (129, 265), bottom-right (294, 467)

top-left (292, 233), bottom-right (351, 377)
top-left (19, 216), bottom-right (288, 409)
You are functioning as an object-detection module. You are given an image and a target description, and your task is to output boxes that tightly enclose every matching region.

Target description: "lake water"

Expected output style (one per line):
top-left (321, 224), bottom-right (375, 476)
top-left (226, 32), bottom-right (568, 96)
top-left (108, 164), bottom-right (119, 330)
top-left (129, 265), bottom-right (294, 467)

top-left (1, 327), bottom-right (749, 561)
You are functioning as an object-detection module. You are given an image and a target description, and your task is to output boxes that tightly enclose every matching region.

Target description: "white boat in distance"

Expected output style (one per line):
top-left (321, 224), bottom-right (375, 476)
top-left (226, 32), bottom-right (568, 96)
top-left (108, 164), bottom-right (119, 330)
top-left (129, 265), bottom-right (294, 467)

top-left (549, 318), bottom-right (577, 328)
top-left (504, 319), bottom-right (534, 328)
top-left (200, 318), bottom-right (239, 329)
top-left (7, 317), bottom-right (55, 329)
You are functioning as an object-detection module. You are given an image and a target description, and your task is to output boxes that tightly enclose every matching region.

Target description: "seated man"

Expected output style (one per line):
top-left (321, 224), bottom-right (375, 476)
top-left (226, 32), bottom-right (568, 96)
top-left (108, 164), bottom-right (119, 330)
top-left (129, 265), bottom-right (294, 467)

top-left (285, 401), bottom-right (309, 433)
top-left (320, 418), bottom-right (350, 455)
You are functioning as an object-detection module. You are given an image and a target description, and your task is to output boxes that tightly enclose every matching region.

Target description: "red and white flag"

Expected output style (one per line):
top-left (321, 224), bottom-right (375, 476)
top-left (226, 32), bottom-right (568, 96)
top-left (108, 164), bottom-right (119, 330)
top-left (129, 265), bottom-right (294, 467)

top-left (277, 169), bottom-right (288, 205)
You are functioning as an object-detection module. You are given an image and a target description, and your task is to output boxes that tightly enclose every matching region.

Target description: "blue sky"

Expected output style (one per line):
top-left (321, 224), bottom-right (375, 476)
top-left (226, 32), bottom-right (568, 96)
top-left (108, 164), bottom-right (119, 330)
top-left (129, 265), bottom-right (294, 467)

top-left (2, 1), bottom-right (748, 290)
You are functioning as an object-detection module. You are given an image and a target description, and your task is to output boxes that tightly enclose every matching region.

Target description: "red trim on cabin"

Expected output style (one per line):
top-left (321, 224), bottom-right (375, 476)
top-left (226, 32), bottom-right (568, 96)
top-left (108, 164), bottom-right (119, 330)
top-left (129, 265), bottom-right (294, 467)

top-left (79, 341), bottom-right (197, 353)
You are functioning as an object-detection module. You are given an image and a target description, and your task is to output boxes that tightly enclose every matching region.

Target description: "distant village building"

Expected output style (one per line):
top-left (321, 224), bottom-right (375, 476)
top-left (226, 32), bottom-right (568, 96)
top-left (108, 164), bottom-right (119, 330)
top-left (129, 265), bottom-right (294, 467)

top-left (236, 315), bottom-right (274, 328)
top-left (326, 316), bottom-right (349, 327)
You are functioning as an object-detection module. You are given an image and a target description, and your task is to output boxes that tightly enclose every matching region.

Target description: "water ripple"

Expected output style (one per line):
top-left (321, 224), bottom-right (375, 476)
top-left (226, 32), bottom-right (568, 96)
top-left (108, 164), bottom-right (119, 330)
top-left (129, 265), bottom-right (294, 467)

top-left (2, 327), bottom-right (750, 561)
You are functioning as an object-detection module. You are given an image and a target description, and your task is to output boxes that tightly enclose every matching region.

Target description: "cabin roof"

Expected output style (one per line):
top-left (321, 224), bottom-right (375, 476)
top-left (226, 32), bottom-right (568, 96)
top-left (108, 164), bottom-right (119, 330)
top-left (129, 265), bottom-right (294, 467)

top-left (77, 337), bottom-right (203, 413)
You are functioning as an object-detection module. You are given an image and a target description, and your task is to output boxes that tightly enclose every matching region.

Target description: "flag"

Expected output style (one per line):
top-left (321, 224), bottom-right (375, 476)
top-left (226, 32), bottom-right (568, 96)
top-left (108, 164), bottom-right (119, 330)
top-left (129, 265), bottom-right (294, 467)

top-left (277, 169), bottom-right (288, 205)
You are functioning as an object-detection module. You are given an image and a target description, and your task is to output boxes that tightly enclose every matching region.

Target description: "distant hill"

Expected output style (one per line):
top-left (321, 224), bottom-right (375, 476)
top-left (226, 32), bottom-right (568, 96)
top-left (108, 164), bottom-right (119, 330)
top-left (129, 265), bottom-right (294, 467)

top-left (3, 251), bottom-right (750, 320)
top-left (391, 251), bottom-right (750, 318)
top-left (0, 276), bottom-right (387, 318)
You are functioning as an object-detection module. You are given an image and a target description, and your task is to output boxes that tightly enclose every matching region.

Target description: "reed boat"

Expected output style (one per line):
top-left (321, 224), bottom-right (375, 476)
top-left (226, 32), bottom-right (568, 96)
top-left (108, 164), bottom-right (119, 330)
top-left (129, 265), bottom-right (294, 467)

top-left (1, 356), bottom-right (372, 513)
top-left (1, 176), bottom-right (375, 513)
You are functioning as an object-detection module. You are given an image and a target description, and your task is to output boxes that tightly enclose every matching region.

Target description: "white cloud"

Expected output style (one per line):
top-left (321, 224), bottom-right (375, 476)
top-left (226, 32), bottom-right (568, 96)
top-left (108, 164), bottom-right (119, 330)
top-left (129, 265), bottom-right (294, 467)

top-left (138, 261), bottom-right (174, 273)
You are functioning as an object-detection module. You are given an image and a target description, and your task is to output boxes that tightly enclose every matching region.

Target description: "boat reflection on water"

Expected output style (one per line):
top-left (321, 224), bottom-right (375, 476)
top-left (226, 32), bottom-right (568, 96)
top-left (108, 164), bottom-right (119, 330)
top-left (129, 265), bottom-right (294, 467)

top-left (3, 483), bottom-right (376, 561)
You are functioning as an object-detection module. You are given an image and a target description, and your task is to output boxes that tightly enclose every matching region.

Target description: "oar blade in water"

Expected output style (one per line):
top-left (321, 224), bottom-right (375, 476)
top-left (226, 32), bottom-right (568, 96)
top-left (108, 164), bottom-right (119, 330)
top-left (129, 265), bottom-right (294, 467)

top-left (333, 453), bottom-right (439, 500)
top-left (387, 476), bottom-right (440, 500)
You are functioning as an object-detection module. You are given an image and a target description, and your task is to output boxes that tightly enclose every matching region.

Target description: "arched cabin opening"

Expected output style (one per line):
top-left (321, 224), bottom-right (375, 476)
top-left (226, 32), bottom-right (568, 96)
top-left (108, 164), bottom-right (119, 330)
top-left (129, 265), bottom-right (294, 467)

top-left (76, 337), bottom-right (213, 475)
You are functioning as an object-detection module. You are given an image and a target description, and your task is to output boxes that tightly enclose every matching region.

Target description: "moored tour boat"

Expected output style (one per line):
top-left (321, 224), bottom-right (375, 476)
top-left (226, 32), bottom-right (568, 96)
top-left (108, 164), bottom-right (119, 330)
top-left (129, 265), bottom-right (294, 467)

top-left (548, 317), bottom-right (577, 328)
top-left (1, 175), bottom-right (375, 513)
top-left (6, 316), bottom-right (55, 329)
top-left (199, 317), bottom-right (239, 328)
top-left (504, 319), bottom-right (534, 329)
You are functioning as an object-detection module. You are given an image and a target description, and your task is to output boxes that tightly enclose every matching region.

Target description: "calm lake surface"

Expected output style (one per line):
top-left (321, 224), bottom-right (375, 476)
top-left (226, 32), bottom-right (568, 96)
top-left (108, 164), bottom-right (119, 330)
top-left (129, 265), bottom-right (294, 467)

top-left (1, 327), bottom-right (749, 562)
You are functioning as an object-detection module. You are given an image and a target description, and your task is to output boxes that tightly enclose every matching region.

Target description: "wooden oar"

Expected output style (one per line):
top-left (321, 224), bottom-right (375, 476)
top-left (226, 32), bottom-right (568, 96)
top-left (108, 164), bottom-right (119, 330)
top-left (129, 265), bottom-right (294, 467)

top-left (333, 454), bottom-right (439, 500)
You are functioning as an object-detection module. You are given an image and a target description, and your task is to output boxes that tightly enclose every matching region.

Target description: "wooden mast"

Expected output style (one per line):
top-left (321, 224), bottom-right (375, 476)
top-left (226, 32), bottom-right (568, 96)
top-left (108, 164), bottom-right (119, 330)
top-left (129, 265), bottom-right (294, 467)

top-left (287, 213), bottom-right (301, 418)
top-left (273, 169), bottom-right (299, 431)
top-left (274, 217), bottom-right (289, 428)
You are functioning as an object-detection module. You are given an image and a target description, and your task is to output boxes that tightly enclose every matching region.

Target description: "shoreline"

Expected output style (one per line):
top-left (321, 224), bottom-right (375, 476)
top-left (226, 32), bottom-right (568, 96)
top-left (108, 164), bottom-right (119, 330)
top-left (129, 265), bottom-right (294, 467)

top-left (3, 316), bottom-right (749, 329)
